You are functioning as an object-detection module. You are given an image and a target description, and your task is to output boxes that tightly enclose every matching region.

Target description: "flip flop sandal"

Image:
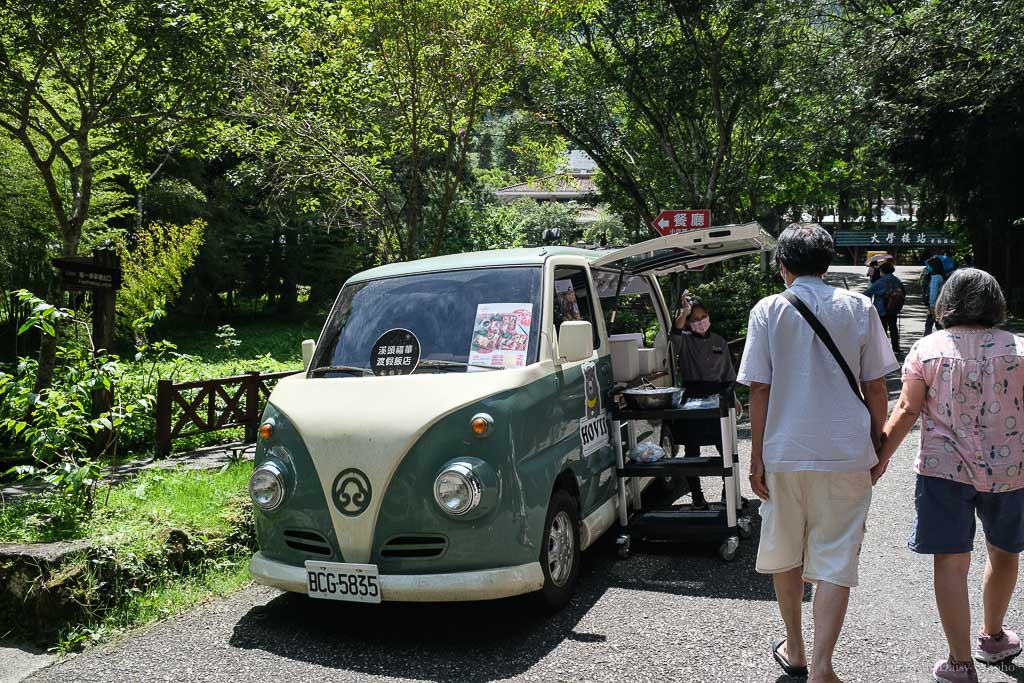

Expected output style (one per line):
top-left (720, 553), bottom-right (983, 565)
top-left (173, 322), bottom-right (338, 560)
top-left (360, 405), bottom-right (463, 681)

top-left (773, 638), bottom-right (808, 677)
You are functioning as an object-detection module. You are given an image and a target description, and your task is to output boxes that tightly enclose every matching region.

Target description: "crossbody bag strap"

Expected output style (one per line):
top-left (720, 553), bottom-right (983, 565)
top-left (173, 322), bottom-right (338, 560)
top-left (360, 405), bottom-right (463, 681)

top-left (780, 290), bottom-right (868, 409)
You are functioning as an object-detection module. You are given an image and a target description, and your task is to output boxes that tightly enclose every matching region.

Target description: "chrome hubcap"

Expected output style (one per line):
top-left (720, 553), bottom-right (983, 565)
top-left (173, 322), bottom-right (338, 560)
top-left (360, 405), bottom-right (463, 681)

top-left (547, 510), bottom-right (575, 586)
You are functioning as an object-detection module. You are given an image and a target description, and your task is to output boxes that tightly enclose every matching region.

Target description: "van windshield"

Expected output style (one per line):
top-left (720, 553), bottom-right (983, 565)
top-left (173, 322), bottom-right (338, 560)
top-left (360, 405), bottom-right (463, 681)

top-left (313, 267), bottom-right (543, 376)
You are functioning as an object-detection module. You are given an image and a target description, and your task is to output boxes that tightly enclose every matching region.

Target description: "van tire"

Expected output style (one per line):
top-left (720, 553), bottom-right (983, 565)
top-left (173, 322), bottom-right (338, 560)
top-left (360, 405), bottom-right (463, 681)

top-left (536, 488), bottom-right (581, 611)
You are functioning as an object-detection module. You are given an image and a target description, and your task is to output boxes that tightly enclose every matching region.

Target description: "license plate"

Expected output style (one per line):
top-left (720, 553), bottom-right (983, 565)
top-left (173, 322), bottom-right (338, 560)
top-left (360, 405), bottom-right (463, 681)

top-left (304, 561), bottom-right (381, 603)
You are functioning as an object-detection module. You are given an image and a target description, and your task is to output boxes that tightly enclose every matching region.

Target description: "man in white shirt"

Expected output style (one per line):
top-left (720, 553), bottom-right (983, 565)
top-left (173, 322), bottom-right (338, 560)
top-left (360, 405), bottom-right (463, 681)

top-left (737, 223), bottom-right (898, 683)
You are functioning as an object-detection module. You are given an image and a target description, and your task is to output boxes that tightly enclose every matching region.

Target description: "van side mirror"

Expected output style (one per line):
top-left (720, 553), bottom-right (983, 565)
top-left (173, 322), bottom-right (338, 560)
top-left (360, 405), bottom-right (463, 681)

top-left (557, 321), bottom-right (593, 364)
top-left (301, 339), bottom-right (316, 371)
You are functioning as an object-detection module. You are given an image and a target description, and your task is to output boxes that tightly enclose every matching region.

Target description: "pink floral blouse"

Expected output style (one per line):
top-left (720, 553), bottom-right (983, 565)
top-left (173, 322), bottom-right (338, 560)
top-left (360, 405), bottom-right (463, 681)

top-left (903, 328), bottom-right (1024, 492)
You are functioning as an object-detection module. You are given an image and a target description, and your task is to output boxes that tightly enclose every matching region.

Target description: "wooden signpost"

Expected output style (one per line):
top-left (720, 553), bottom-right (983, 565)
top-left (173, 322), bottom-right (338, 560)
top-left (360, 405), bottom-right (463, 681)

top-left (52, 246), bottom-right (122, 437)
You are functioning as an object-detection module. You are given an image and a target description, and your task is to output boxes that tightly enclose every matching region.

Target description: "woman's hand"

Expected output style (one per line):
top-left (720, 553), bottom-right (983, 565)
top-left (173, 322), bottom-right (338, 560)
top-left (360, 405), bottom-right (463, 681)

top-left (674, 292), bottom-right (692, 328)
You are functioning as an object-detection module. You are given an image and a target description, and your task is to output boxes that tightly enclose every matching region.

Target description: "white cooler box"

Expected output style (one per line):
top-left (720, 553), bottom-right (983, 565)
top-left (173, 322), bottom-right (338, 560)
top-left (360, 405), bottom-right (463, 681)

top-left (609, 336), bottom-right (640, 383)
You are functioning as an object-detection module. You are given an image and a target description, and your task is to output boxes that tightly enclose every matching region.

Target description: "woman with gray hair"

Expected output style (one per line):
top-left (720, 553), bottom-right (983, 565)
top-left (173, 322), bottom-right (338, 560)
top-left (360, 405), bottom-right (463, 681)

top-left (874, 268), bottom-right (1024, 683)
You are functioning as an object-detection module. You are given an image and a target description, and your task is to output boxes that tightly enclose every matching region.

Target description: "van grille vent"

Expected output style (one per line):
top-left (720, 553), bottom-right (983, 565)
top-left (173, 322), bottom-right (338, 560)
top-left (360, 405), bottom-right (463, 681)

top-left (283, 529), bottom-right (333, 556)
top-left (381, 535), bottom-right (448, 559)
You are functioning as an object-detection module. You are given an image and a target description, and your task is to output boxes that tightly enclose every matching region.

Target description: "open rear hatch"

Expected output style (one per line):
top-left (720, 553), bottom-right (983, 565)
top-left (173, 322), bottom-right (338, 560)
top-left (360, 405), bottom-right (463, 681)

top-left (590, 222), bottom-right (776, 276)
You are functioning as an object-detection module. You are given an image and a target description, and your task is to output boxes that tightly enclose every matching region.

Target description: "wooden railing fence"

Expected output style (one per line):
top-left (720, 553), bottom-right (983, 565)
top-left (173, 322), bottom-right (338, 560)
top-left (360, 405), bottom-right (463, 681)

top-left (155, 370), bottom-right (299, 457)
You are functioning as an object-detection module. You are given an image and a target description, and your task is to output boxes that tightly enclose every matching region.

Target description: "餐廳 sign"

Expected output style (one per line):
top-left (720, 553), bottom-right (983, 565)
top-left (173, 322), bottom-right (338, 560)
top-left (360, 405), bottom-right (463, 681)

top-left (651, 209), bottom-right (711, 236)
top-left (834, 231), bottom-right (955, 247)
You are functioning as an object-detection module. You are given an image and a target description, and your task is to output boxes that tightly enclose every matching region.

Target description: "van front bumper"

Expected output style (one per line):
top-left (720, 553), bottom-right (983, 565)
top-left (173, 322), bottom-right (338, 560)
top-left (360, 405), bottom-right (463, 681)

top-left (249, 552), bottom-right (545, 602)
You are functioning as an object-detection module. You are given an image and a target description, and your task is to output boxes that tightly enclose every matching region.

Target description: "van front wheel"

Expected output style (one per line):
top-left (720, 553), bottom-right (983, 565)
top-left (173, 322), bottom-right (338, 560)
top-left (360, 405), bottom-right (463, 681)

top-left (537, 489), bottom-right (581, 611)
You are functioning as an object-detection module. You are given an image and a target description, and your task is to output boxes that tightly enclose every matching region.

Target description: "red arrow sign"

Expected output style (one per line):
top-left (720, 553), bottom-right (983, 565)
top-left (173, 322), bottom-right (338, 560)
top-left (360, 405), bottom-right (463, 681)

top-left (651, 209), bottom-right (711, 236)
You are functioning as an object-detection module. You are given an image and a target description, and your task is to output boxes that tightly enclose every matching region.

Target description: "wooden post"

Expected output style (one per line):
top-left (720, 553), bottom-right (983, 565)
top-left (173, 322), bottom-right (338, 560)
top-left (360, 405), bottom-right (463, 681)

top-left (156, 379), bottom-right (172, 458)
top-left (244, 371), bottom-right (261, 443)
top-left (90, 246), bottom-right (119, 356)
top-left (90, 246), bottom-right (120, 455)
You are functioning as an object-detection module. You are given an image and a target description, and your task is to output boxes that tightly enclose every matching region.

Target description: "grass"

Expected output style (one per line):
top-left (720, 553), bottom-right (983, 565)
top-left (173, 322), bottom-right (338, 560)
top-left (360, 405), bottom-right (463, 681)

top-left (57, 558), bottom-right (252, 654)
top-left (1, 462), bottom-right (257, 651)
top-left (0, 462), bottom-right (253, 547)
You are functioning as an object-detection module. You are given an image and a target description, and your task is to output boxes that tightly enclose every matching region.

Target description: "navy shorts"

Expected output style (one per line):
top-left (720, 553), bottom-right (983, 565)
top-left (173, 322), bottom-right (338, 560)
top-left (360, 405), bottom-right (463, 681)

top-left (909, 474), bottom-right (1024, 555)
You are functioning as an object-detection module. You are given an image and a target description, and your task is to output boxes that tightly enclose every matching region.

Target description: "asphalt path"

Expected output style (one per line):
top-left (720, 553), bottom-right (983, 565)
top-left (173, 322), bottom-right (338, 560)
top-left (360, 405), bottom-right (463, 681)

top-left (28, 265), bottom-right (1024, 682)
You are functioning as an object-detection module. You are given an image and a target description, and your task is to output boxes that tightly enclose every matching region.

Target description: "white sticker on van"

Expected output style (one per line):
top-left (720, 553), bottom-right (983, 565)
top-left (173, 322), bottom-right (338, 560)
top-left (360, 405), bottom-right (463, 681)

top-left (580, 413), bottom-right (610, 457)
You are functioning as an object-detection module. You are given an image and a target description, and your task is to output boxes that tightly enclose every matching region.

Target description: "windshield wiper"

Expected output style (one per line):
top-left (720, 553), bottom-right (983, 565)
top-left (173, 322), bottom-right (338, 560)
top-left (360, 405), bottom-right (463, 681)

top-left (417, 360), bottom-right (501, 371)
top-left (309, 365), bottom-right (373, 377)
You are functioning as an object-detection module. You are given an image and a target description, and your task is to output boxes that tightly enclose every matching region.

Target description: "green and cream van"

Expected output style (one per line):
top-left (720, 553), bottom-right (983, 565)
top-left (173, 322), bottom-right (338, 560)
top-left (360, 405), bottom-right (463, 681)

top-left (248, 223), bottom-right (773, 609)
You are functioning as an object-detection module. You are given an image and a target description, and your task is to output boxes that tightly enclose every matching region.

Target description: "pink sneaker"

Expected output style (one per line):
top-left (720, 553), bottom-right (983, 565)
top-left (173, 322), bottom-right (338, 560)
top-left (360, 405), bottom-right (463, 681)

top-left (933, 658), bottom-right (978, 683)
top-left (975, 628), bottom-right (1022, 665)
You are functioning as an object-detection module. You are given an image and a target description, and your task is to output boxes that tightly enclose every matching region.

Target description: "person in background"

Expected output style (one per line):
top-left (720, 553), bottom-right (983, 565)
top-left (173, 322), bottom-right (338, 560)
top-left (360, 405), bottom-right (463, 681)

top-left (738, 224), bottom-right (897, 683)
top-left (873, 268), bottom-right (1024, 683)
top-left (867, 260), bottom-right (882, 284)
top-left (670, 296), bottom-right (737, 510)
top-left (864, 261), bottom-right (905, 354)
top-left (925, 256), bottom-right (946, 335)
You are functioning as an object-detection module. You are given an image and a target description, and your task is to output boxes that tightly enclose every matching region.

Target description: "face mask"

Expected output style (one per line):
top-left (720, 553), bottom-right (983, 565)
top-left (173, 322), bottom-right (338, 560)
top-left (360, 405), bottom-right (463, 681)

top-left (691, 318), bottom-right (711, 335)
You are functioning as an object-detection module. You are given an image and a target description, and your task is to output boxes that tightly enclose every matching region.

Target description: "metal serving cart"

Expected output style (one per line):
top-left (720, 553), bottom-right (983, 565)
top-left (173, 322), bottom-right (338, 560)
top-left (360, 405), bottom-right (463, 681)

top-left (610, 389), bottom-right (751, 561)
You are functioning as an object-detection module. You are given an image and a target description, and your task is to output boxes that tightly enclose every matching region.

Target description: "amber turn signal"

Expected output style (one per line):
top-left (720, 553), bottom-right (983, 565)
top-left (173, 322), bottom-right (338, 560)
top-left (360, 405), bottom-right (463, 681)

top-left (470, 414), bottom-right (492, 438)
top-left (258, 422), bottom-right (274, 440)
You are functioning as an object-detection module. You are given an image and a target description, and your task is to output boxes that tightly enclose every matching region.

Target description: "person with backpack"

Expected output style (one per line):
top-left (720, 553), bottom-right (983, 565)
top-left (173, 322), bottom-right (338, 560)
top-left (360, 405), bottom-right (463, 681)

top-left (865, 261), bottom-right (905, 354)
top-left (925, 256), bottom-right (947, 335)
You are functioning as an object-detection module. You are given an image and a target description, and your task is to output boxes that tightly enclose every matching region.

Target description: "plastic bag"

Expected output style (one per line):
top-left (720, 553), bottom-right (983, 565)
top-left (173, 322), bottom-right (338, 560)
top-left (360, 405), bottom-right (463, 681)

top-left (629, 441), bottom-right (666, 463)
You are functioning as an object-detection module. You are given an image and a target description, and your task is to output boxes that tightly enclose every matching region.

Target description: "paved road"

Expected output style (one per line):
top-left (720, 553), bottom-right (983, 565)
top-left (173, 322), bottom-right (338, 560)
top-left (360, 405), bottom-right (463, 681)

top-left (27, 266), bottom-right (1024, 682)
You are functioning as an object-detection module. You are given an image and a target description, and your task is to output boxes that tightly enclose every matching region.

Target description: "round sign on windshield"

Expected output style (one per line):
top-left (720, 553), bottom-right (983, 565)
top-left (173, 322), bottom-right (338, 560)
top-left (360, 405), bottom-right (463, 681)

top-left (370, 329), bottom-right (421, 376)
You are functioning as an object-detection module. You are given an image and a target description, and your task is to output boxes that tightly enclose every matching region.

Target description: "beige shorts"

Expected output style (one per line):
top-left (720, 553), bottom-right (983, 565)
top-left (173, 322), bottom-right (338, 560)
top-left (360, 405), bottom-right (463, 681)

top-left (755, 470), bottom-right (872, 588)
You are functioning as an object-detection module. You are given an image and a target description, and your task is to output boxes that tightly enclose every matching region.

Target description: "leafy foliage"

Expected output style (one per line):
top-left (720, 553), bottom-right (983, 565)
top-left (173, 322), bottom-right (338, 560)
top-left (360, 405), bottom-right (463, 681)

top-left (116, 220), bottom-right (206, 339)
top-left (1, 292), bottom-right (152, 519)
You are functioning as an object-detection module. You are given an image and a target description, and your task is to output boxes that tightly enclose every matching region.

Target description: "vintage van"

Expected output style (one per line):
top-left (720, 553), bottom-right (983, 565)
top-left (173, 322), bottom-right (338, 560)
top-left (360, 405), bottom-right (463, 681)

top-left (248, 223), bottom-right (774, 609)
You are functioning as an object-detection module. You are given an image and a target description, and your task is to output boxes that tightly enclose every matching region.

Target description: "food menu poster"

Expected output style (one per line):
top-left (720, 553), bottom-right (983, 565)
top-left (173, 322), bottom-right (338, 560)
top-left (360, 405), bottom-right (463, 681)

top-left (468, 303), bottom-right (532, 371)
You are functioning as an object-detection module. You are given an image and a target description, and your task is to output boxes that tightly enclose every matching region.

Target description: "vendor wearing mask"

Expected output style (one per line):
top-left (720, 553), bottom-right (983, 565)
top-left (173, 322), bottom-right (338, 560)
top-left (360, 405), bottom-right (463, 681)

top-left (670, 294), bottom-right (738, 510)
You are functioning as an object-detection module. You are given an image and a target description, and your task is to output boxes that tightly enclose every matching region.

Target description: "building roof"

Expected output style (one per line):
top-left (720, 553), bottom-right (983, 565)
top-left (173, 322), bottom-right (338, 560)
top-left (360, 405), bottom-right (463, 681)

top-left (495, 173), bottom-right (598, 200)
top-left (347, 246), bottom-right (603, 284)
top-left (566, 150), bottom-right (598, 173)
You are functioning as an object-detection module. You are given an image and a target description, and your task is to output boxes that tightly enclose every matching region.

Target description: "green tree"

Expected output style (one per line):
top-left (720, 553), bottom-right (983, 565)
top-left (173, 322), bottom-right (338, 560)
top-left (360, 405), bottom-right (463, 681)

top-left (524, 0), bottom-right (818, 229)
top-left (842, 0), bottom-right (1024, 305)
top-left (0, 0), bottom-right (260, 389)
top-left (116, 219), bottom-right (206, 341)
top-left (238, 0), bottom-right (595, 263)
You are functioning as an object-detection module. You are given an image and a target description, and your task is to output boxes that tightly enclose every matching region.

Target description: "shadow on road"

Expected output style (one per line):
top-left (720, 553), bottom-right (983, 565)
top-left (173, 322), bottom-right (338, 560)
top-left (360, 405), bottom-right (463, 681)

top-left (229, 520), bottom-right (782, 682)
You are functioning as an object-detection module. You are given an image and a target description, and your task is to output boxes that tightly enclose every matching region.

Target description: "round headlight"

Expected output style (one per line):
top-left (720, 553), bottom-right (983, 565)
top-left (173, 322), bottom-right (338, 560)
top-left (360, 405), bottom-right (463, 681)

top-left (433, 464), bottom-right (482, 516)
top-left (249, 462), bottom-right (285, 511)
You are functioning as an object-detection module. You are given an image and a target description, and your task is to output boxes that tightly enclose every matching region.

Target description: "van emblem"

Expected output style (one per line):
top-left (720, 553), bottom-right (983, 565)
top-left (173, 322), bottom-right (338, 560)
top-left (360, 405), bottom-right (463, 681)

top-left (332, 468), bottom-right (372, 517)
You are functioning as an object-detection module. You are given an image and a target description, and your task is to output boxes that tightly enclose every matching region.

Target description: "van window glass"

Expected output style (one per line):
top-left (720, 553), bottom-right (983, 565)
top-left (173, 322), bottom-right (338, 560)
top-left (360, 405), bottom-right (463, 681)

top-left (552, 266), bottom-right (601, 349)
top-left (313, 267), bottom-right (542, 375)
top-left (593, 270), bottom-right (663, 346)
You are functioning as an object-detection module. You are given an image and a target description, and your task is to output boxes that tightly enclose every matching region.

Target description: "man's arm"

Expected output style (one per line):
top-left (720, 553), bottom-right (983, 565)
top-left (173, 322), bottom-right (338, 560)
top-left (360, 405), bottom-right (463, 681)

top-left (861, 377), bottom-right (889, 452)
top-left (748, 381), bottom-right (771, 500)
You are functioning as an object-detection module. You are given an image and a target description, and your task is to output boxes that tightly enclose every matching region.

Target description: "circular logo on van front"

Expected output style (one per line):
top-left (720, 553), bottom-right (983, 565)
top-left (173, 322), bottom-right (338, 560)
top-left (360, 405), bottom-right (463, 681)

top-left (332, 468), bottom-right (372, 517)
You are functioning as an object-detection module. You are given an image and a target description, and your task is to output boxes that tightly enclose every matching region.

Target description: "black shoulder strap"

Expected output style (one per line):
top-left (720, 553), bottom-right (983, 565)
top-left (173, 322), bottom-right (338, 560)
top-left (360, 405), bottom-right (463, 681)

top-left (781, 290), bottom-right (868, 409)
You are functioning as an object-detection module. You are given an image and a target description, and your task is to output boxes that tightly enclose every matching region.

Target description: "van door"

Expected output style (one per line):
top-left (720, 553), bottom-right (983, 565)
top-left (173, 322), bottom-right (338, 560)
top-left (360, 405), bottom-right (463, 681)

top-left (590, 222), bottom-right (775, 277)
top-left (548, 263), bottom-right (616, 516)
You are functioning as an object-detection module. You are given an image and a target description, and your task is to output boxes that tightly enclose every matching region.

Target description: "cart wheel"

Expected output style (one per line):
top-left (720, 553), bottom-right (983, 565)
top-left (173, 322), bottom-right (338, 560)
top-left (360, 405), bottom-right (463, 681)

top-left (737, 518), bottom-right (753, 539)
top-left (719, 536), bottom-right (739, 562)
top-left (616, 534), bottom-right (631, 559)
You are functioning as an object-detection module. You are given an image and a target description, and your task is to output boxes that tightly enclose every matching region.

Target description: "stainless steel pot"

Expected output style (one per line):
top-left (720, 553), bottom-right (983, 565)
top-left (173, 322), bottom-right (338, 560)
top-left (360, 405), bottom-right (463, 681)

top-left (621, 384), bottom-right (681, 411)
